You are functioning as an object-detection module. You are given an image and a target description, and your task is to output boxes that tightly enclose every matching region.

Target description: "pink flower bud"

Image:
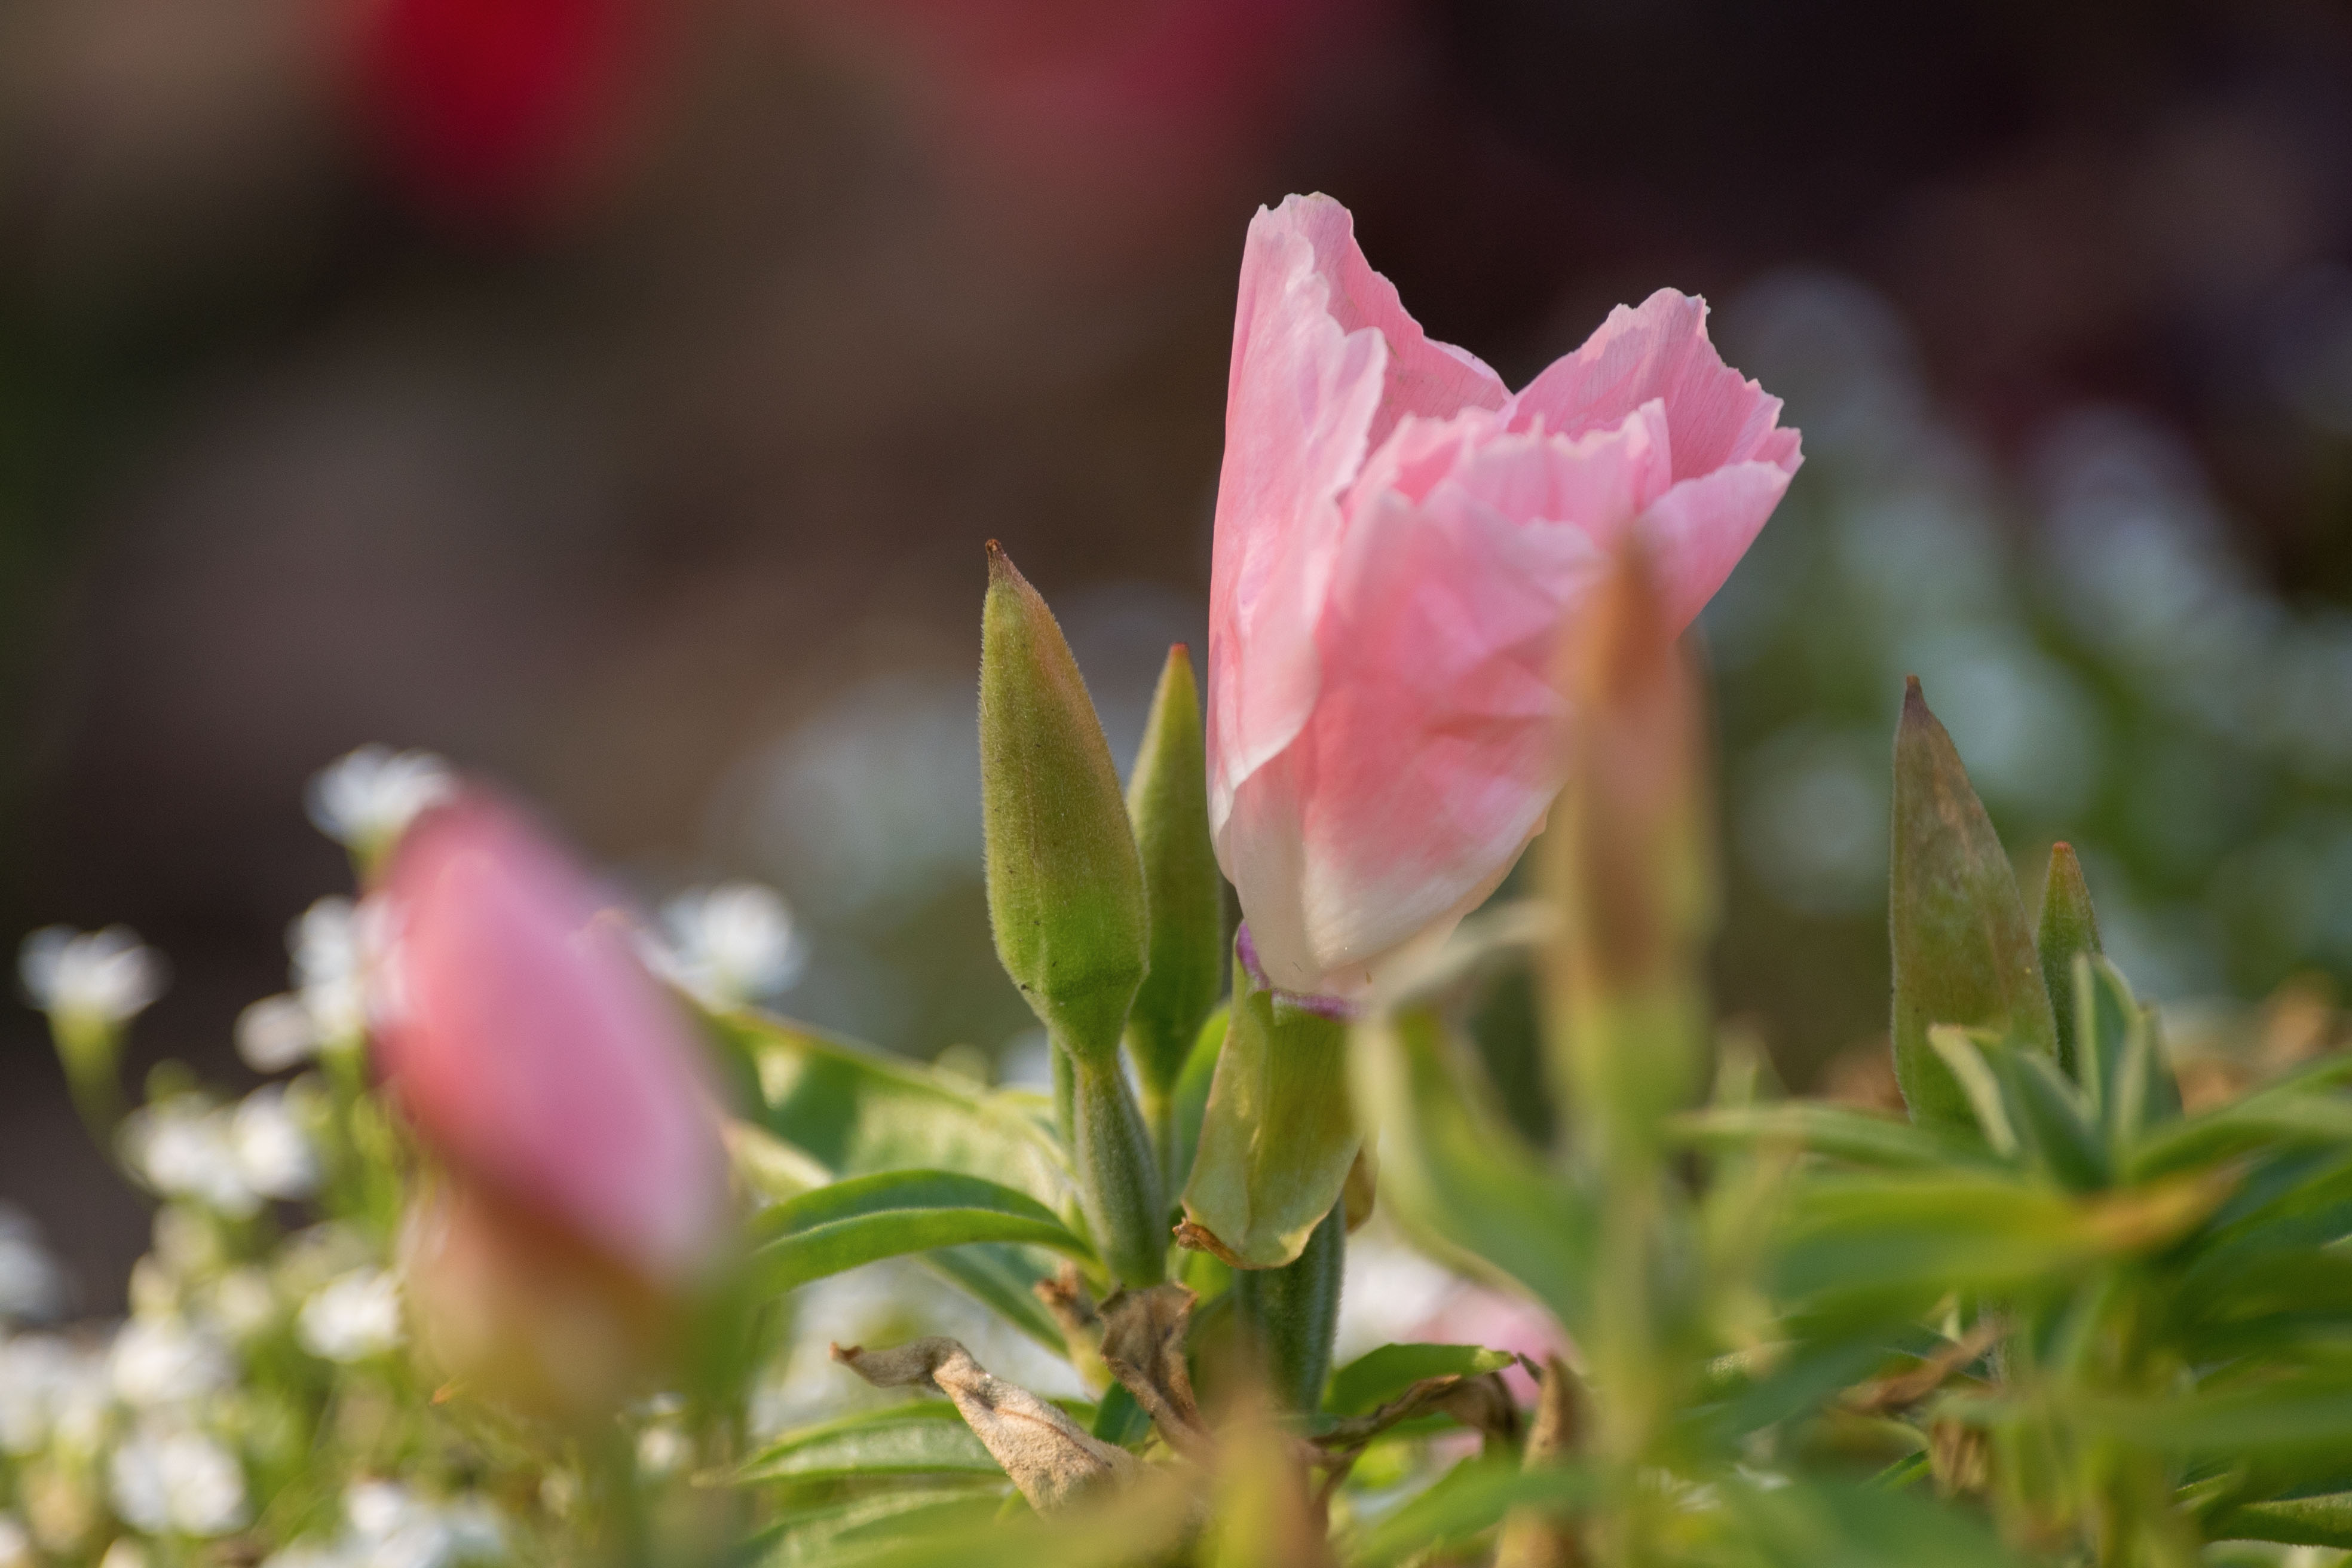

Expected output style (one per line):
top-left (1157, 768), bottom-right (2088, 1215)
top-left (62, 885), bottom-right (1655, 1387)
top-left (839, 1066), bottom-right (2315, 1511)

top-left (375, 795), bottom-right (729, 1284)
top-left (1207, 194), bottom-right (1802, 999)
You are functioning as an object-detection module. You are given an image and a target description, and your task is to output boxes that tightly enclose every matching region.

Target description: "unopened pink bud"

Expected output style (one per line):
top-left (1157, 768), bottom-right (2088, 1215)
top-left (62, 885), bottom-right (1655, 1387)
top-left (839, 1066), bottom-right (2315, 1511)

top-left (375, 795), bottom-right (730, 1284)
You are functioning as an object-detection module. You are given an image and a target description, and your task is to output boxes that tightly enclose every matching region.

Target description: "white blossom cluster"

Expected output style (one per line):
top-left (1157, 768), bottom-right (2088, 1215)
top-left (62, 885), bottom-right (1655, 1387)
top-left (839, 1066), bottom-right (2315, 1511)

top-left (262, 1481), bottom-right (503, 1568)
top-left (120, 1086), bottom-right (320, 1217)
top-left (0, 743), bottom-right (816, 1568)
top-left (19, 928), bottom-right (166, 1031)
top-left (304, 748), bottom-right (457, 863)
top-left (237, 896), bottom-right (389, 1074)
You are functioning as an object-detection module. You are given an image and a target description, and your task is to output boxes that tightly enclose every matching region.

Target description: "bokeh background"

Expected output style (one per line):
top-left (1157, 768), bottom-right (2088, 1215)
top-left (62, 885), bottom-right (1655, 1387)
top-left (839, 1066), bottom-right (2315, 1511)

top-left (4, 0), bottom-right (2350, 1311)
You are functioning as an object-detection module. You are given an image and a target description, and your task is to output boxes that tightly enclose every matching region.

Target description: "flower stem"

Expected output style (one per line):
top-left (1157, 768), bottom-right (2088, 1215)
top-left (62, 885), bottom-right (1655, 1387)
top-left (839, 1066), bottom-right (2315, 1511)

top-left (1232, 1198), bottom-right (1345, 1414)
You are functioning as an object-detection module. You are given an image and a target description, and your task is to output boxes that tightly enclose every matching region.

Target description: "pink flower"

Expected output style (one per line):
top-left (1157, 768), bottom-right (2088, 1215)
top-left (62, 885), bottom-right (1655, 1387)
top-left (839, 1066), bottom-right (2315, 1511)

top-left (1207, 194), bottom-right (1800, 998)
top-left (375, 795), bottom-right (729, 1283)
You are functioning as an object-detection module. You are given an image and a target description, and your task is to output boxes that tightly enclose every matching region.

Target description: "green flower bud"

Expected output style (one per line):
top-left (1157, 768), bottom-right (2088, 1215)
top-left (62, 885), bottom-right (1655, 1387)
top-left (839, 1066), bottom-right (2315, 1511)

top-left (1125, 644), bottom-right (1227, 1121)
top-left (1541, 547), bottom-right (1715, 1160)
top-left (1890, 677), bottom-right (2057, 1131)
top-left (978, 542), bottom-right (1151, 1068)
top-left (2036, 841), bottom-right (2102, 1082)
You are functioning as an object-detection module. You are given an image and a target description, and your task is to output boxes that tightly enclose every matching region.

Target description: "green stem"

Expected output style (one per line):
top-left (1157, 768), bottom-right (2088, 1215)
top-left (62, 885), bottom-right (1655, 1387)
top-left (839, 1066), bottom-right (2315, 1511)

top-left (1233, 1199), bottom-right (1345, 1414)
top-left (1061, 1048), bottom-right (1165, 1287)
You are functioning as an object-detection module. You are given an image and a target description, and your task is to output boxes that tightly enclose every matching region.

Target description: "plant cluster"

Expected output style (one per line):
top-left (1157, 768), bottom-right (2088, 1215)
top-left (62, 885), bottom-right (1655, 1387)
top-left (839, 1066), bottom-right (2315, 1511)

top-left (5, 194), bottom-right (2352, 1568)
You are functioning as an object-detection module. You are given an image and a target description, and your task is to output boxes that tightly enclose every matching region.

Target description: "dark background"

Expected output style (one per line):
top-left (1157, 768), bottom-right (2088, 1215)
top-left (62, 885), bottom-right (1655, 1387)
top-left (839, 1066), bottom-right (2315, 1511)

top-left (5, 0), bottom-right (2349, 1312)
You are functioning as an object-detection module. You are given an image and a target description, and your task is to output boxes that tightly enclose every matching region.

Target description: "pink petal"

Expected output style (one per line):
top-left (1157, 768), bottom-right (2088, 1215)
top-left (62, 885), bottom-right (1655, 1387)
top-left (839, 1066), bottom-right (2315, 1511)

top-left (377, 797), bottom-right (728, 1282)
top-left (1509, 289), bottom-right (1800, 482)
top-left (1278, 195), bottom-right (1510, 452)
top-left (1225, 411), bottom-right (1665, 995)
top-left (1208, 196), bottom-right (1513, 840)
top-left (1206, 200), bottom-right (1388, 831)
top-left (1638, 459), bottom-right (1800, 632)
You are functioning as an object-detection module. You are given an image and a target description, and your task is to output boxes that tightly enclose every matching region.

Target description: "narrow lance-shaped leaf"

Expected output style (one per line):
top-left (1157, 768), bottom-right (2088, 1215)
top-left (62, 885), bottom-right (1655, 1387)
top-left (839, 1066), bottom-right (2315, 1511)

top-left (748, 1169), bottom-right (1097, 1297)
top-left (1349, 1004), bottom-right (1594, 1336)
top-left (1889, 678), bottom-right (2057, 1132)
top-left (1125, 644), bottom-right (1226, 1123)
top-left (2036, 842), bottom-right (2102, 1082)
top-left (978, 542), bottom-right (1151, 1068)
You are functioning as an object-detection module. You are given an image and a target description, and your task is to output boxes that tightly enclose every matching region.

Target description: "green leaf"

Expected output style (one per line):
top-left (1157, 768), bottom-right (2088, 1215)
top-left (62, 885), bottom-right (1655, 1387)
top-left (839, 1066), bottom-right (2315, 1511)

top-left (921, 1245), bottom-right (1068, 1353)
top-left (1166, 1006), bottom-right (1226, 1202)
top-left (745, 1486), bottom-right (1009, 1567)
top-left (2207, 1492), bottom-right (2352, 1548)
top-left (750, 1170), bottom-right (1095, 1297)
top-left (722, 1010), bottom-right (1069, 1206)
top-left (1345, 1457), bottom-right (1588, 1568)
top-left (1350, 1006), bottom-right (1593, 1335)
top-left (2129, 1094), bottom-right (2352, 1184)
top-left (2036, 843), bottom-right (2102, 1082)
top-left (979, 543), bottom-right (1150, 1067)
top-left (1088, 1380), bottom-right (1150, 1446)
top-left (1774, 1170), bottom-right (2216, 1317)
top-left (1124, 644), bottom-right (1225, 1108)
top-left (737, 1403), bottom-right (999, 1484)
top-left (2031, 1380), bottom-right (2352, 1468)
top-left (1325, 1343), bottom-right (1517, 1418)
top-left (1720, 1477), bottom-right (2026, 1567)
top-left (1668, 1103), bottom-right (1988, 1171)
top-left (1889, 678), bottom-right (2059, 1132)
top-left (1964, 1030), bottom-right (2108, 1190)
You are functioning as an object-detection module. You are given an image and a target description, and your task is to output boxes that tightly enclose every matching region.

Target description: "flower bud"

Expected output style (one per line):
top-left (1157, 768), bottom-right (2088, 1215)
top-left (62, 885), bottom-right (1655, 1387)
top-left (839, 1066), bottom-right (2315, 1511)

top-left (2036, 842), bottom-right (2101, 1081)
top-left (1125, 645), bottom-right (1226, 1117)
top-left (400, 1178), bottom-right (669, 1423)
top-left (1541, 544), bottom-right (1714, 1155)
top-left (1889, 678), bottom-right (2057, 1131)
top-left (978, 543), bottom-right (1152, 1068)
top-left (375, 795), bottom-right (731, 1287)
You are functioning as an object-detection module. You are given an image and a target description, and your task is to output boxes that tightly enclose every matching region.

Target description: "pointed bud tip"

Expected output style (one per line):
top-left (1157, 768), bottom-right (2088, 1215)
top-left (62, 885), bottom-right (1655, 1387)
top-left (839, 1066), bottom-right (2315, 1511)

top-left (2051, 840), bottom-right (2080, 867)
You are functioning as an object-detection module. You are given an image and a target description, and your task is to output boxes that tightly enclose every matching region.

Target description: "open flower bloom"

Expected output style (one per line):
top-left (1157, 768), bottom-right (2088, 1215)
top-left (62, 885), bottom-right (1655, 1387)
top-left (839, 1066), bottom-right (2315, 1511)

top-left (374, 796), bottom-right (730, 1285)
top-left (1208, 193), bottom-right (1801, 998)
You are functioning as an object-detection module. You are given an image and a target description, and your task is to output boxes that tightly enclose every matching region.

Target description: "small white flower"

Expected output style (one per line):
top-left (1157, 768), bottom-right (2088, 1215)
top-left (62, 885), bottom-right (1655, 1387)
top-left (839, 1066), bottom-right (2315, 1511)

top-left (231, 1086), bottom-right (318, 1201)
top-left (648, 883), bottom-right (804, 1007)
top-left (0, 1512), bottom-right (31, 1568)
top-left (635, 1424), bottom-right (688, 1477)
top-left (297, 1270), bottom-right (403, 1363)
top-left (339, 1482), bottom-right (503, 1568)
top-left (109, 1318), bottom-right (232, 1409)
top-left (293, 897), bottom-right (379, 1042)
top-left (0, 1206), bottom-right (65, 1324)
top-left (0, 1336), bottom-right (70, 1453)
top-left (235, 994), bottom-right (318, 1074)
top-left (19, 926), bottom-right (166, 1027)
top-left (3, 1333), bottom-right (112, 1454)
top-left (238, 896), bottom-right (385, 1071)
top-left (108, 1427), bottom-right (249, 1537)
top-left (123, 1105), bottom-right (256, 1217)
top-left (306, 747), bottom-right (456, 858)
